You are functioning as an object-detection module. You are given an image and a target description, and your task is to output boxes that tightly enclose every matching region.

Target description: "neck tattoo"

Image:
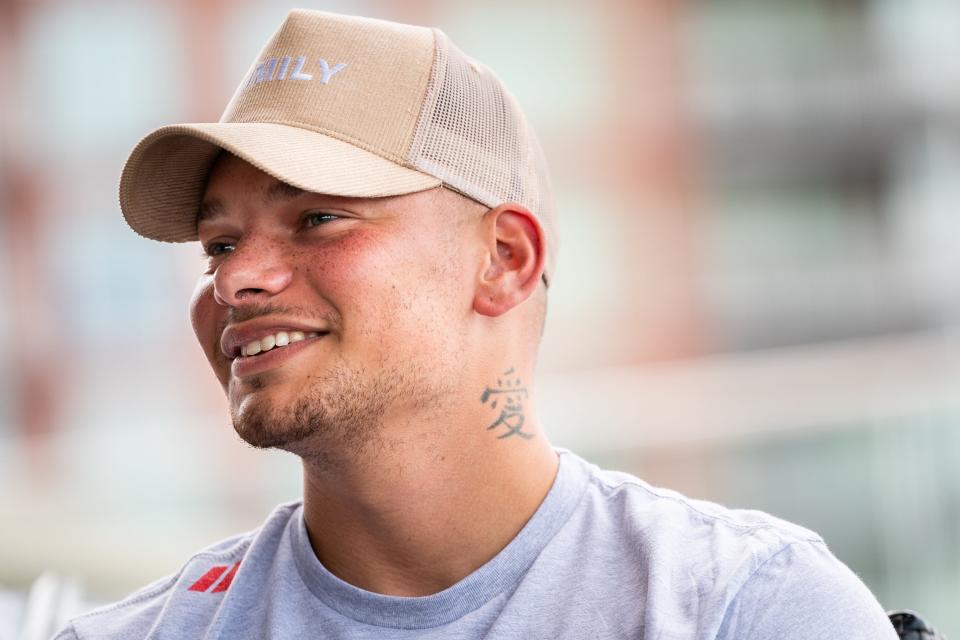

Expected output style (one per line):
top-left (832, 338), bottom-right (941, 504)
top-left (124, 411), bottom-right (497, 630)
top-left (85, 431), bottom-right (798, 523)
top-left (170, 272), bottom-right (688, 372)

top-left (480, 367), bottom-right (533, 440)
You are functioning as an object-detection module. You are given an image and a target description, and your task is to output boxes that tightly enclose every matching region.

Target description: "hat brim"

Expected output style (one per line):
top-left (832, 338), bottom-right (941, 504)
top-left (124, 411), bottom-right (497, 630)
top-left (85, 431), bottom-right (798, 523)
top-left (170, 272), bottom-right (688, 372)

top-left (119, 122), bottom-right (442, 242)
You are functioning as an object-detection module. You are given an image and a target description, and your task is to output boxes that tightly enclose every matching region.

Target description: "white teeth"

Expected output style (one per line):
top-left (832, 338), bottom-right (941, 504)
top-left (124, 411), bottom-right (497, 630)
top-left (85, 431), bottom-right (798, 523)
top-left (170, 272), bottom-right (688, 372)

top-left (240, 330), bottom-right (322, 357)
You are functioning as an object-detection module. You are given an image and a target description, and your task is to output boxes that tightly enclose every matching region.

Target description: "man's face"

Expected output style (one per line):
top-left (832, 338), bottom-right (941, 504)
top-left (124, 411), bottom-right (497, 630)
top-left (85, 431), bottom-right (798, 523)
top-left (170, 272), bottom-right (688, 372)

top-left (190, 153), bottom-right (479, 462)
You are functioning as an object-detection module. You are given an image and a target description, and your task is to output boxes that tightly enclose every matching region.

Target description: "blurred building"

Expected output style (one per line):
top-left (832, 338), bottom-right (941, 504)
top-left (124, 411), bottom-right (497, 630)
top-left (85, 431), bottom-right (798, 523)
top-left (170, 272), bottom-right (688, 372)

top-left (2, 0), bottom-right (959, 636)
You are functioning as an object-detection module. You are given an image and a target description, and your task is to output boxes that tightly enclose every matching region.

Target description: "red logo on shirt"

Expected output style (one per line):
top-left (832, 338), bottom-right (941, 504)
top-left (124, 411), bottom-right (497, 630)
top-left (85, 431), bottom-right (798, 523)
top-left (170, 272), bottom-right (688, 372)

top-left (187, 562), bottom-right (240, 593)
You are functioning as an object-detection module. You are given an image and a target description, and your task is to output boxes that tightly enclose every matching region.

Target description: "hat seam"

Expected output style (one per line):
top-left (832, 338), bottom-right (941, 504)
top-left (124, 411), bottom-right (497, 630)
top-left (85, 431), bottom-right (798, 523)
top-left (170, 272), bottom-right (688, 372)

top-left (398, 28), bottom-right (441, 161)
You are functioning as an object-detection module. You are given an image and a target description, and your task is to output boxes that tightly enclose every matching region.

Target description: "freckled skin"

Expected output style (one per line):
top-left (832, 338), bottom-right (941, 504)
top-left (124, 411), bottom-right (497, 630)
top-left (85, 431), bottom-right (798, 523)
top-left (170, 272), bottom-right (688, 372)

top-left (190, 153), bottom-right (479, 467)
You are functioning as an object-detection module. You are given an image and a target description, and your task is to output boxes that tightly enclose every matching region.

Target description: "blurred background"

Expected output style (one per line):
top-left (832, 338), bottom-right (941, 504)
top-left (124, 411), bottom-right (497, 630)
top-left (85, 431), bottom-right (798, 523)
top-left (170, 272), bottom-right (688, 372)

top-left (2, 0), bottom-right (959, 637)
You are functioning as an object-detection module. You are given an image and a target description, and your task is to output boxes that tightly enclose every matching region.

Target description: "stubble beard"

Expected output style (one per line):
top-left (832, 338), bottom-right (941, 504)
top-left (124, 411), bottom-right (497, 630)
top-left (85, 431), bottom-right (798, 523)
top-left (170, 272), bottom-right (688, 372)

top-left (228, 359), bottom-right (443, 471)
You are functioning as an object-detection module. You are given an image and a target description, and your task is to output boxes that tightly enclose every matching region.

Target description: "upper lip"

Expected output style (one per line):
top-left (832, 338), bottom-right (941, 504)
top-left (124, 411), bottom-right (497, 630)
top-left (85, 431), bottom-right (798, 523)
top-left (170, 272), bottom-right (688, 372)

top-left (220, 319), bottom-right (329, 359)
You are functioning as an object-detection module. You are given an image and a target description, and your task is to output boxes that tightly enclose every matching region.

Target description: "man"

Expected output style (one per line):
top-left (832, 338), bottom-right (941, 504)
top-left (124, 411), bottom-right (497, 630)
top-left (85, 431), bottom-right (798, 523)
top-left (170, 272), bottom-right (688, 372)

top-left (56, 9), bottom-right (897, 639)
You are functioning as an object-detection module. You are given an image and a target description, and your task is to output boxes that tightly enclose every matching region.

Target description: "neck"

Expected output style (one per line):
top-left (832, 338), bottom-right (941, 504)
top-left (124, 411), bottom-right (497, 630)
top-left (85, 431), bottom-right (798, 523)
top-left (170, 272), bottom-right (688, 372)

top-left (299, 399), bottom-right (558, 597)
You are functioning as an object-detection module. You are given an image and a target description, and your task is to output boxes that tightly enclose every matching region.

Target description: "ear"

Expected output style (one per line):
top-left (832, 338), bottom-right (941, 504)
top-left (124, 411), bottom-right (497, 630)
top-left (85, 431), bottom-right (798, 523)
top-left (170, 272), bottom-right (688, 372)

top-left (473, 203), bottom-right (546, 317)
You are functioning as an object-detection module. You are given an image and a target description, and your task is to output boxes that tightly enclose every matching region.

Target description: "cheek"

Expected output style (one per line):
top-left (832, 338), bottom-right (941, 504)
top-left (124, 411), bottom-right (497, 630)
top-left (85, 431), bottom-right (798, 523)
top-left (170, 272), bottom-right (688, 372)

top-left (357, 233), bottom-right (467, 335)
top-left (299, 227), bottom-right (470, 343)
top-left (189, 276), bottom-right (227, 377)
top-left (296, 229), bottom-right (398, 304)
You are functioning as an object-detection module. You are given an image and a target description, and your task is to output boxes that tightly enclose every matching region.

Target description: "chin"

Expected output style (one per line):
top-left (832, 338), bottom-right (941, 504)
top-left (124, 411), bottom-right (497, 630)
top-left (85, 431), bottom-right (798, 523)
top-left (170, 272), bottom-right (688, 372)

top-left (225, 373), bottom-right (368, 459)
top-left (230, 394), bottom-right (317, 451)
top-left (224, 360), bottom-right (424, 467)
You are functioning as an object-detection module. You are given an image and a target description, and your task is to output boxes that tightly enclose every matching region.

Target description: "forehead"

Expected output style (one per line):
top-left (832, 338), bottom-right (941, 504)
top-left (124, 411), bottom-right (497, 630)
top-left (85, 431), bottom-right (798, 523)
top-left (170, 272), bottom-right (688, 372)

top-left (199, 154), bottom-right (307, 221)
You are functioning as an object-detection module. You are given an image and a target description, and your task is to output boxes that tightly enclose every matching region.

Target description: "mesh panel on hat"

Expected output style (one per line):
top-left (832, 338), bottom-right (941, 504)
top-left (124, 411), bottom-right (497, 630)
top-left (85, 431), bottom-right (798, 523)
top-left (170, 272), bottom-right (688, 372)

top-left (406, 30), bottom-right (557, 281)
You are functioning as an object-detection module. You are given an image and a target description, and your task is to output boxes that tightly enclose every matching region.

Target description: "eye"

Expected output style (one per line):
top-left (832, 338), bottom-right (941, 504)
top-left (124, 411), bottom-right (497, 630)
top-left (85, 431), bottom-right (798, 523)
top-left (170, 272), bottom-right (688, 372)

top-left (203, 241), bottom-right (235, 257)
top-left (303, 212), bottom-right (340, 228)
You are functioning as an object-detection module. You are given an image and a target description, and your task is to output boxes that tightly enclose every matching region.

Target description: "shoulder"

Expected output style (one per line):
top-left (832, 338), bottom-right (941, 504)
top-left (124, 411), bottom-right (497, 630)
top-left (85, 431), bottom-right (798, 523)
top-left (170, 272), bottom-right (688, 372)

top-left (55, 501), bottom-right (302, 640)
top-left (558, 450), bottom-right (895, 637)
top-left (559, 450), bottom-right (826, 595)
top-left (566, 449), bottom-right (823, 554)
top-left (716, 538), bottom-right (898, 638)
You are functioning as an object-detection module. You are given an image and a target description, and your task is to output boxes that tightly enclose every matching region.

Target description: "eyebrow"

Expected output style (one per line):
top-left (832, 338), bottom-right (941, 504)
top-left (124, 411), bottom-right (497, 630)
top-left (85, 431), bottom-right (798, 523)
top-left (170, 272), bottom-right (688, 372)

top-left (197, 179), bottom-right (306, 224)
top-left (197, 199), bottom-right (223, 224)
top-left (264, 180), bottom-right (305, 203)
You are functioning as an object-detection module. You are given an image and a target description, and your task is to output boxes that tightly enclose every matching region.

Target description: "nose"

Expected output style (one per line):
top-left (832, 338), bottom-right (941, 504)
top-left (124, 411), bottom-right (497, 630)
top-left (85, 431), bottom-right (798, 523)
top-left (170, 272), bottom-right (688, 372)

top-left (212, 236), bottom-right (293, 306)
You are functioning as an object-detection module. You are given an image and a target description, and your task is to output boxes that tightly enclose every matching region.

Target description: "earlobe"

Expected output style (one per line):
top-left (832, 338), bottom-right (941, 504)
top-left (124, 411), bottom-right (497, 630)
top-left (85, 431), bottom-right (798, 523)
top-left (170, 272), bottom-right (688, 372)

top-left (473, 204), bottom-right (545, 318)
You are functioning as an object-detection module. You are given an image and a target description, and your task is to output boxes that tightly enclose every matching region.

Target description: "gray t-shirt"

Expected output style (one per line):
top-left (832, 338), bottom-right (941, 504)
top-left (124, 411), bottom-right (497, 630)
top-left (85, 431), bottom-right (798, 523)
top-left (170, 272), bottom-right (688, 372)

top-left (55, 450), bottom-right (897, 639)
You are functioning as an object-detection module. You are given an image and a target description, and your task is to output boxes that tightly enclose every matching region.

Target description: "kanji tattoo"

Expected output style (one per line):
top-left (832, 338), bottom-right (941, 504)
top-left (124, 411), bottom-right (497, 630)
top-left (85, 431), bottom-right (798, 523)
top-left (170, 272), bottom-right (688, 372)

top-left (480, 367), bottom-right (532, 440)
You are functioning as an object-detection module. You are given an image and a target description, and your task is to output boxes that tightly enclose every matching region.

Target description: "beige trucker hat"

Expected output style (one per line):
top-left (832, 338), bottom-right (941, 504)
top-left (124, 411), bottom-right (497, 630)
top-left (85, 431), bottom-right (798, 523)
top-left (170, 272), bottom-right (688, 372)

top-left (119, 9), bottom-right (557, 283)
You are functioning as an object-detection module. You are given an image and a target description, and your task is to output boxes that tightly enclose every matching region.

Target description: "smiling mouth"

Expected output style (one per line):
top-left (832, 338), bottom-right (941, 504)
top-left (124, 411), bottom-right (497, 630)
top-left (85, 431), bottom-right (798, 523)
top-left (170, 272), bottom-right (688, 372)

top-left (239, 331), bottom-right (325, 358)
